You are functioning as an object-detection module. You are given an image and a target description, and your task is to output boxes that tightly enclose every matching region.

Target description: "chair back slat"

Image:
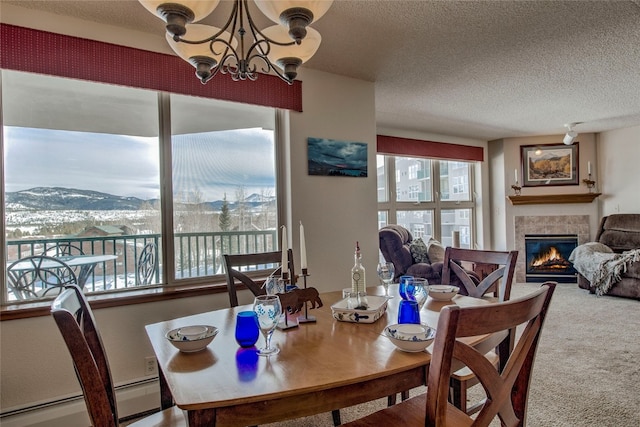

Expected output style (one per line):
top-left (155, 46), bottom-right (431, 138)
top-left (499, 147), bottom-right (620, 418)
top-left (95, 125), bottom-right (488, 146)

top-left (425, 282), bottom-right (556, 426)
top-left (51, 285), bottom-right (118, 427)
top-left (441, 247), bottom-right (518, 301)
top-left (223, 249), bottom-right (295, 307)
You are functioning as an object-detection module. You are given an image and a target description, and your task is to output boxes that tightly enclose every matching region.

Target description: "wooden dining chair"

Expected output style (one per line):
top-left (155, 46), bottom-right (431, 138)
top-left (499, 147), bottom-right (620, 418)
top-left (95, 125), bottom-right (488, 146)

top-left (137, 242), bottom-right (157, 286)
top-left (342, 281), bottom-right (556, 427)
top-left (223, 250), bottom-right (282, 307)
top-left (223, 249), bottom-right (296, 307)
top-left (51, 285), bottom-right (186, 427)
top-left (441, 247), bottom-right (518, 302)
top-left (441, 247), bottom-right (519, 414)
top-left (7, 255), bottom-right (78, 300)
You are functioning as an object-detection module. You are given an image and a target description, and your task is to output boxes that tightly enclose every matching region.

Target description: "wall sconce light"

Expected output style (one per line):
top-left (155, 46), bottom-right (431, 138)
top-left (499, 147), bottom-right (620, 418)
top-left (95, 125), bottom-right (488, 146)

top-left (563, 123), bottom-right (578, 145)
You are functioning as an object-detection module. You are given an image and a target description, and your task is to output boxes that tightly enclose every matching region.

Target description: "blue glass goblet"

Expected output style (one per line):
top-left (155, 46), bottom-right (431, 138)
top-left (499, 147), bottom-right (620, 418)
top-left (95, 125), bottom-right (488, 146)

top-left (399, 275), bottom-right (417, 300)
top-left (235, 311), bottom-right (260, 348)
top-left (398, 300), bottom-right (420, 324)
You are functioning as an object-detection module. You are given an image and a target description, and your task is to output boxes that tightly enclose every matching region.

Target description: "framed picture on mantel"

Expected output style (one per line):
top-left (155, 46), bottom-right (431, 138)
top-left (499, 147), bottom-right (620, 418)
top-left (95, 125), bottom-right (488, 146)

top-left (521, 142), bottom-right (579, 187)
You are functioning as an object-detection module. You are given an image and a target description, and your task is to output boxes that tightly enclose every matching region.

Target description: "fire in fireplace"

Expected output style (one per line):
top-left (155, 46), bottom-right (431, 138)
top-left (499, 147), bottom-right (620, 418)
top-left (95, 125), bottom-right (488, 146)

top-left (525, 234), bottom-right (578, 283)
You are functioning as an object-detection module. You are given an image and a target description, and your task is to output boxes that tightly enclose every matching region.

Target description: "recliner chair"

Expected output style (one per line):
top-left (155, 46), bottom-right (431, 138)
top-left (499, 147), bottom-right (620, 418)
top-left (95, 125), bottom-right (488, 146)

top-left (379, 225), bottom-right (443, 283)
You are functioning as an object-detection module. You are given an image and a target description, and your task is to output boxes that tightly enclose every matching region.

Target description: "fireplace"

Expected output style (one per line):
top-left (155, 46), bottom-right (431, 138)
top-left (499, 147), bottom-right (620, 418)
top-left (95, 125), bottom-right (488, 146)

top-left (524, 234), bottom-right (578, 283)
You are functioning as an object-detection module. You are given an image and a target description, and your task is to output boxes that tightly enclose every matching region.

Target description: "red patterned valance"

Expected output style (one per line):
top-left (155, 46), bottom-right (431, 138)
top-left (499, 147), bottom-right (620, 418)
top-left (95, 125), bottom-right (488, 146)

top-left (377, 134), bottom-right (484, 162)
top-left (0, 23), bottom-right (302, 112)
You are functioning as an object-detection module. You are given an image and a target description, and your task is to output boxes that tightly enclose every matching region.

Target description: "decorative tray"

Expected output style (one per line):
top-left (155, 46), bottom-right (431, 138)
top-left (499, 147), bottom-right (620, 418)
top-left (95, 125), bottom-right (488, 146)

top-left (331, 295), bottom-right (389, 323)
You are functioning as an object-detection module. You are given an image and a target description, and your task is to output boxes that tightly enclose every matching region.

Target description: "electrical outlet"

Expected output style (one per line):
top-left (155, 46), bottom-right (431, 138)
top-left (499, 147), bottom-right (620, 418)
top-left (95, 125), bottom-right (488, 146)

top-left (145, 356), bottom-right (157, 375)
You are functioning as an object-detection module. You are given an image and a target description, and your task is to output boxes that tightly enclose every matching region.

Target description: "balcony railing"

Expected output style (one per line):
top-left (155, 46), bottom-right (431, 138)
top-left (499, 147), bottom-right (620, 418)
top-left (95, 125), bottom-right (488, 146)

top-left (5, 230), bottom-right (278, 303)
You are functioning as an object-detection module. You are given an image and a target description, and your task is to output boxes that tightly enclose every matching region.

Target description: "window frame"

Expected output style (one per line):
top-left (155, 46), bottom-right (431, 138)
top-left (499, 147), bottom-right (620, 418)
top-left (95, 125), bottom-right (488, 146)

top-left (377, 154), bottom-right (476, 246)
top-left (1, 73), bottom-right (285, 317)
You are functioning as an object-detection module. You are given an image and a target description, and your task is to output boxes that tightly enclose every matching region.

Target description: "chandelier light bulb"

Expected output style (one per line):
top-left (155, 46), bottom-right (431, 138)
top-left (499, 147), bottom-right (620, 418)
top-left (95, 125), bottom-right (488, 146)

top-left (255, 0), bottom-right (334, 42)
top-left (139, 0), bottom-right (221, 36)
top-left (261, 25), bottom-right (321, 80)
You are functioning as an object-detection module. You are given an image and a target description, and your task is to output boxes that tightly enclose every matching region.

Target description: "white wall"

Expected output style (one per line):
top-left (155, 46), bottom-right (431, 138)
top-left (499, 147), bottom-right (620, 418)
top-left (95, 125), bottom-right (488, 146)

top-left (289, 68), bottom-right (377, 291)
top-left (488, 140), bottom-right (506, 250)
top-left (597, 125), bottom-right (640, 216)
top-left (489, 134), bottom-right (601, 250)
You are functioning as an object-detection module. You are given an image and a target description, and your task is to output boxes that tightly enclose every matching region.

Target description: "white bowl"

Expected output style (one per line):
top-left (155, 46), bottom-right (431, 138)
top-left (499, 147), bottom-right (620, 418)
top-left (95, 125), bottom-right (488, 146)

top-left (384, 324), bottom-right (436, 352)
top-left (165, 325), bottom-right (218, 353)
top-left (427, 285), bottom-right (459, 301)
top-left (176, 325), bottom-right (209, 340)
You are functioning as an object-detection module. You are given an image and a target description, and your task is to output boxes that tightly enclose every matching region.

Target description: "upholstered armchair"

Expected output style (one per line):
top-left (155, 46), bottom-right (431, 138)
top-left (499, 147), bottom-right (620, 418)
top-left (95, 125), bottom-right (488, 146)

top-left (379, 225), bottom-right (444, 283)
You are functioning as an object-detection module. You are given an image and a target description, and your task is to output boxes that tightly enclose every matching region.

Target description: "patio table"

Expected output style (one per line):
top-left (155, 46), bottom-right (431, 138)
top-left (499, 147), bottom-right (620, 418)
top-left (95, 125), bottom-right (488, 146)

top-left (8, 254), bottom-right (117, 288)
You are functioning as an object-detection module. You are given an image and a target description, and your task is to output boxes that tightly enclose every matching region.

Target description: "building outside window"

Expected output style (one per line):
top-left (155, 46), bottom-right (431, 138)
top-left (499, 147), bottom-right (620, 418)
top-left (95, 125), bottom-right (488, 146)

top-left (377, 155), bottom-right (475, 249)
top-left (2, 70), bottom-right (280, 303)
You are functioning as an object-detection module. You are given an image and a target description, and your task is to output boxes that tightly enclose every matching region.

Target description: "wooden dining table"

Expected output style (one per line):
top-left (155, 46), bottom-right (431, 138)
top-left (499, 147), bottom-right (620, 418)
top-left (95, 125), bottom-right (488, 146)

top-left (145, 284), bottom-right (504, 427)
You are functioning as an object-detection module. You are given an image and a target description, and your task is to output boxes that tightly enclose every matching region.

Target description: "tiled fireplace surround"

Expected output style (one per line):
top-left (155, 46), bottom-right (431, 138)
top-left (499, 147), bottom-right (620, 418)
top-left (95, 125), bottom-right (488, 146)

top-left (514, 215), bottom-right (590, 283)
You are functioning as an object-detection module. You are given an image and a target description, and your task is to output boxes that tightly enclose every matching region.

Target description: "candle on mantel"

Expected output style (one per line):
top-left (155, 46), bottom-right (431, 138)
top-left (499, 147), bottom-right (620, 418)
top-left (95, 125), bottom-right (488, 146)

top-left (588, 161), bottom-right (592, 175)
top-left (515, 169), bottom-right (518, 183)
top-left (300, 221), bottom-right (307, 270)
top-left (281, 225), bottom-right (288, 277)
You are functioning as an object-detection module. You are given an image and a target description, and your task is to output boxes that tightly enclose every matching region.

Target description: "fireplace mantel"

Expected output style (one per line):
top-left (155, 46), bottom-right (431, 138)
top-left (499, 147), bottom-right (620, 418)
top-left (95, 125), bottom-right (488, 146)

top-left (508, 193), bottom-right (601, 205)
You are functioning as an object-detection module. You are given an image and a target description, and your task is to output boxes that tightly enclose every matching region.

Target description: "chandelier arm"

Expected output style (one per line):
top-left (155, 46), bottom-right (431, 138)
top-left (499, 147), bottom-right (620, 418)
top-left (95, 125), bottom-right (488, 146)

top-left (259, 59), bottom-right (295, 82)
top-left (243, 0), bottom-right (298, 49)
top-left (247, 50), bottom-right (273, 75)
top-left (243, 38), bottom-right (296, 84)
top-left (219, 51), bottom-right (257, 82)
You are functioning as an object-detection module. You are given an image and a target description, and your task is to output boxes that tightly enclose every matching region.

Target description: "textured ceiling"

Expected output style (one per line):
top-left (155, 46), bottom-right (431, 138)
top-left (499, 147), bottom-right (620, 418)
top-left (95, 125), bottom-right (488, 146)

top-left (2, 0), bottom-right (640, 140)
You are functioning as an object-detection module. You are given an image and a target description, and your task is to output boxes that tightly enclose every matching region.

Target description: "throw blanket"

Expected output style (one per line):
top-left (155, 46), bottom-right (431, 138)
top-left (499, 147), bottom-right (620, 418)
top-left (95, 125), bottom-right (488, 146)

top-left (570, 243), bottom-right (640, 296)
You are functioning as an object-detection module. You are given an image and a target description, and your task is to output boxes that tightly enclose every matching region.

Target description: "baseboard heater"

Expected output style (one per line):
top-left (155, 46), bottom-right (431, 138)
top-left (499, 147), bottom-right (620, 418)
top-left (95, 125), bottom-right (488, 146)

top-left (0, 377), bottom-right (159, 427)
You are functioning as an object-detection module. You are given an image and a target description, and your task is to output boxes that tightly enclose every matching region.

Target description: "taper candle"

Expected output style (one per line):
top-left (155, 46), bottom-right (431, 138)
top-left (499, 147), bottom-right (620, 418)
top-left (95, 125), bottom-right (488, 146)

top-left (515, 169), bottom-right (518, 183)
top-left (300, 221), bottom-right (307, 270)
top-left (588, 161), bottom-right (592, 174)
top-left (281, 225), bottom-right (288, 276)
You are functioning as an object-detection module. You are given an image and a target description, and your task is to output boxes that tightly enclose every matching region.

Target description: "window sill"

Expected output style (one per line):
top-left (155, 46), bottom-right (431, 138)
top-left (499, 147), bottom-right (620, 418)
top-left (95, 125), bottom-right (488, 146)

top-left (1, 283), bottom-right (228, 321)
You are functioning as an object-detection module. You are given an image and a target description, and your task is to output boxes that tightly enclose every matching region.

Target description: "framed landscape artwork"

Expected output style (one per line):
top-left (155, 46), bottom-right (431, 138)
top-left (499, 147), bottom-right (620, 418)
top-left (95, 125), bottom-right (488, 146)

top-left (307, 137), bottom-right (368, 177)
top-left (520, 143), bottom-right (579, 187)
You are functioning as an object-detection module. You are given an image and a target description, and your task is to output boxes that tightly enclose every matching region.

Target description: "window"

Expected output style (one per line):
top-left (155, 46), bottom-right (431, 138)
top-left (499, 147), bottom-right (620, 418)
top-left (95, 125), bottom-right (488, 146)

top-left (2, 70), bottom-right (279, 303)
top-left (377, 154), bottom-right (475, 248)
top-left (169, 93), bottom-right (277, 281)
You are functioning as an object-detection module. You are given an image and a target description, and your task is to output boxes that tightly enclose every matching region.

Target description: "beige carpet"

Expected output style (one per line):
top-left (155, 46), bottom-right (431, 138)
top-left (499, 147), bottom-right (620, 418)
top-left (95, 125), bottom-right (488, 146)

top-left (265, 282), bottom-right (640, 426)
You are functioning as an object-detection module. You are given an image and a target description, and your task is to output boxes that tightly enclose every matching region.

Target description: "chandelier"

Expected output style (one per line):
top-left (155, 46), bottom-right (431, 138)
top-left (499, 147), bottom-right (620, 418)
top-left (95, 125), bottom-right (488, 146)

top-left (139, 0), bottom-right (333, 84)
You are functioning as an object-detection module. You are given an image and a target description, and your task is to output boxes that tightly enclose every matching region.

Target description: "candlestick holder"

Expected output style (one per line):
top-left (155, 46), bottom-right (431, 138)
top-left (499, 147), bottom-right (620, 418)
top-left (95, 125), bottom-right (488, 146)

top-left (582, 174), bottom-right (596, 193)
top-left (511, 183), bottom-right (522, 196)
top-left (297, 268), bottom-right (317, 323)
top-left (277, 272), bottom-right (299, 330)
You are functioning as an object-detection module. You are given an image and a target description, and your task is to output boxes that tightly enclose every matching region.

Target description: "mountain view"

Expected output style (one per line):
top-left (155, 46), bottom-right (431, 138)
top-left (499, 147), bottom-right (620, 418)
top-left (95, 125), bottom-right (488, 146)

top-left (5, 187), bottom-right (276, 238)
top-left (6, 187), bottom-right (275, 211)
